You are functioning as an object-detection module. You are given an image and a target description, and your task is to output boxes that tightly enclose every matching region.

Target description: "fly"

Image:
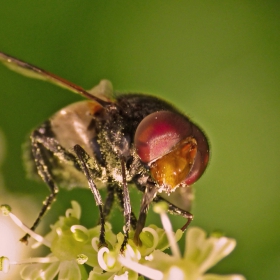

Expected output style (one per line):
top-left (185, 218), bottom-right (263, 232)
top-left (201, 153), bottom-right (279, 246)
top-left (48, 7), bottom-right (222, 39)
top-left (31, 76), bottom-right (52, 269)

top-left (0, 51), bottom-right (210, 251)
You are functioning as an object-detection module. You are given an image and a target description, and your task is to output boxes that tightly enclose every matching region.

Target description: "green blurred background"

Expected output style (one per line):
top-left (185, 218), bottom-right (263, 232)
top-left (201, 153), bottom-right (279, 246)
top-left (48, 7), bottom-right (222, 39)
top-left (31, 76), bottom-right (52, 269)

top-left (0, 1), bottom-right (279, 279)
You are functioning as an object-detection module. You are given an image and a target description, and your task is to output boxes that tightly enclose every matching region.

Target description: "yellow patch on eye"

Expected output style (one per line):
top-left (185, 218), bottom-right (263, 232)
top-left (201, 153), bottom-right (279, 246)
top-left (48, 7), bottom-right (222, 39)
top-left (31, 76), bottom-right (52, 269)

top-left (150, 137), bottom-right (197, 189)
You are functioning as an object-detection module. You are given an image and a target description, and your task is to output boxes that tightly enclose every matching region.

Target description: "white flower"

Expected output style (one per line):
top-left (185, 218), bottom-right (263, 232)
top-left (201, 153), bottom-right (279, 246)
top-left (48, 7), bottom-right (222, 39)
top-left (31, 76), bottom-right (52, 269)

top-left (0, 201), bottom-right (101, 280)
top-left (119, 202), bottom-right (246, 280)
top-left (1, 201), bottom-right (246, 280)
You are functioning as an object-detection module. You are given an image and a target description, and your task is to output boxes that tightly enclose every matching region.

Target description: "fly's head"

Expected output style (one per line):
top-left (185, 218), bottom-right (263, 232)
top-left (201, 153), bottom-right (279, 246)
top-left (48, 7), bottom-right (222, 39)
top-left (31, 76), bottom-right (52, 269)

top-left (134, 111), bottom-right (209, 194)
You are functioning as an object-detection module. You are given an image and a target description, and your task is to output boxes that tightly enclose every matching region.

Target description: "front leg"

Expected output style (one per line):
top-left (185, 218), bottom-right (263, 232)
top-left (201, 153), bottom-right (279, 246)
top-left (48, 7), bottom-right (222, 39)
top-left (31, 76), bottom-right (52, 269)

top-left (73, 144), bottom-right (107, 247)
top-left (134, 181), bottom-right (158, 246)
top-left (115, 186), bottom-right (138, 230)
top-left (119, 158), bottom-right (132, 252)
top-left (153, 195), bottom-right (193, 231)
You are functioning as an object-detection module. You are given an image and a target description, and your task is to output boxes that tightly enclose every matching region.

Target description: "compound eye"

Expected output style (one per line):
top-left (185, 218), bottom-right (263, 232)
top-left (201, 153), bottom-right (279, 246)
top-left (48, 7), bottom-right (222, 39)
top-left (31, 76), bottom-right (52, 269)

top-left (184, 123), bottom-right (209, 185)
top-left (134, 111), bottom-right (192, 163)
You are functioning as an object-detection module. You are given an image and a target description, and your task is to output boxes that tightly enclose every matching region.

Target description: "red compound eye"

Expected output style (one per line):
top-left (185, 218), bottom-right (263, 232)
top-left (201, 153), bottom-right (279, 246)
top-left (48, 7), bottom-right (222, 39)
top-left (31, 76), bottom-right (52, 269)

top-left (134, 110), bottom-right (209, 187)
top-left (184, 123), bottom-right (209, 185)
top-left (134, 111), bottom-right (192, 163)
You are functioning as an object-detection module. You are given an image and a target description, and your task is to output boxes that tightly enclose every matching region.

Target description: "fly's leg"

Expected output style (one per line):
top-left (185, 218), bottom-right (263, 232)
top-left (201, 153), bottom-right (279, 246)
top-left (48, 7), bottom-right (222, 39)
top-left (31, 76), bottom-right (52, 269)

top-left (102, 183), bottom-right (138, 252)
top-left (169, 205), bottom-right (193, 232)
top-left (103, 184), bottom-right (137, 229)
top-left (153, 196), bottom-right (193, 231)
top-left (102, 184), bottom-right (115, 218)
top-left (22, 125), bottom-right (104, 244)
top-left (21, 127), bottom-right (82, 243)
top-left (134, 181), bottom-right (158, 246)
top-left (20, 132), bottom-right (60, 243)
top-left (33, 133), bottom-right (107, 247)
top-left (115, 186), bottom-right (137, 230)
top-left (119, 158), bottom-right (132, 252)
top-left (74, 144), bottom-right (107, 247)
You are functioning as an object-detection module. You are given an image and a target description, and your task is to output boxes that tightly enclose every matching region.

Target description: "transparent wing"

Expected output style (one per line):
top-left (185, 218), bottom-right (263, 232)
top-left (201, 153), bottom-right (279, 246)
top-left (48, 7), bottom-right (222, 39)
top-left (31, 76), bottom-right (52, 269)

top-left (0, 51), bottom-right (111, 106)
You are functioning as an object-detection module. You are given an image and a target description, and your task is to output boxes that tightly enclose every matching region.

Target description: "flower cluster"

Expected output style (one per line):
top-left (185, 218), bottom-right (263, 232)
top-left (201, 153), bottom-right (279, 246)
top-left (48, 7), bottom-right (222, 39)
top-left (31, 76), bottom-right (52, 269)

top-left (0, 201), bottom-right (245, 280)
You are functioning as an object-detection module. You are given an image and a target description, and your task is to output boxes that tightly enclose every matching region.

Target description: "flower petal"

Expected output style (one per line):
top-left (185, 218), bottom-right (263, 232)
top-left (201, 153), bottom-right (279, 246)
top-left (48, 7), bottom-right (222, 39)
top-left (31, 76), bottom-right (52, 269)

top-left (20, 261), bottom-right (60, 280)
top-left (58, 260), bottom-right (87, 280)
top-left (184, 227), bottom-right (236, 273)
top-left (65, 201), bottom-right (81, 219)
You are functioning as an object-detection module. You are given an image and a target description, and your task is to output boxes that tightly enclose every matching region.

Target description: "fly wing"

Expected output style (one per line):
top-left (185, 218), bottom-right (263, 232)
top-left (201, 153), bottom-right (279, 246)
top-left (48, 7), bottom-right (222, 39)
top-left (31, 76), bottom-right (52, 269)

top-left (158, 185), bottom-right (193, 212)
top-left (0, 51), bottom-right (111, 106)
